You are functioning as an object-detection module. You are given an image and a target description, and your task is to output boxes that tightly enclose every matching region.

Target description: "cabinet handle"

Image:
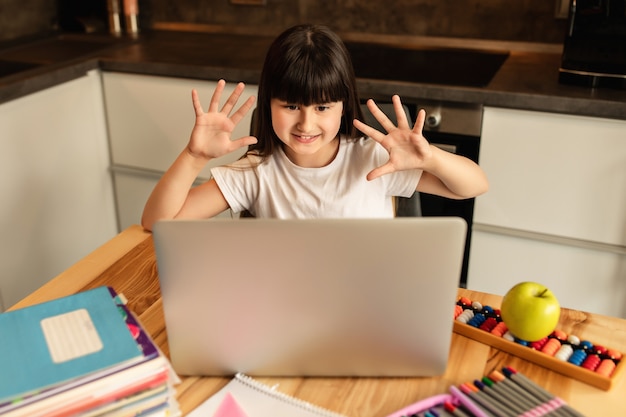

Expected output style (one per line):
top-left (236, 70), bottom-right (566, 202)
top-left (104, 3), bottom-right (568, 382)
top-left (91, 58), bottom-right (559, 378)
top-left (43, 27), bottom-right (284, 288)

top-left (109, 164), bottom-right (209, 185)
top-left (473, 223), bottom-right (626, 255)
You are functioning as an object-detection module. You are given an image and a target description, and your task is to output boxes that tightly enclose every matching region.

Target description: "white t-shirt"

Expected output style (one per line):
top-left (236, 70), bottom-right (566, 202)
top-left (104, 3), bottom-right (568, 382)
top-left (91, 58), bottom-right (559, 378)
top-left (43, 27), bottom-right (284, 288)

top-left (211, 137), bottom-right (422, 218)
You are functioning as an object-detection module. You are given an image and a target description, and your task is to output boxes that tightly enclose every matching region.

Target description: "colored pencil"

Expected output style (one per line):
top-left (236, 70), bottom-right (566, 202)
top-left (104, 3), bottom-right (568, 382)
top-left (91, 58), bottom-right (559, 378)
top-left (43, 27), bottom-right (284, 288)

top-left (475, 380), bottom-right (526, 416)
top-left (481, 376), bottom-right (530, 414)
top-left (448, 385), bottom-right (494, 417)
top-left (488, 370), bottom-right (569, 417)
top-left (459, 383), bottom-right (516, 417)
top-left (502, 367), bottom-right (586, 417)
top-left (444, 400), bottom-right (475, 417)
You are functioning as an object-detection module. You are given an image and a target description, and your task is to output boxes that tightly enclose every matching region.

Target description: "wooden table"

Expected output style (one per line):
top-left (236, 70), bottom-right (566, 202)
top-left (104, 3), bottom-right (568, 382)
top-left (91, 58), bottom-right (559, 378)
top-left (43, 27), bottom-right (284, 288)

top-left (11, 225), bottom-right (626, 417)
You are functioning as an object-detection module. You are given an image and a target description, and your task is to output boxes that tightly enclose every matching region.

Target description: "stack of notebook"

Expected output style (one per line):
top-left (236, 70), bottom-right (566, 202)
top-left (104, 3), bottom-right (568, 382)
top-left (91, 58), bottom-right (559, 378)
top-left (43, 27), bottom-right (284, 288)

top-left (0, 286), bottom-right (180, 417)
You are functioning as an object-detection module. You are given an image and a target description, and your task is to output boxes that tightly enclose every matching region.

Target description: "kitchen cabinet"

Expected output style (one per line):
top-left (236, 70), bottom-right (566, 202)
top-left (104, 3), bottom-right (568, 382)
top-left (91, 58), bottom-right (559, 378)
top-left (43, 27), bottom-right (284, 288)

top-left (0, 70), bottom-right (117, 310)
top-left (102, 72), bottom-right (258, 230)
top-left (468, 107), bottom-right (626, 318)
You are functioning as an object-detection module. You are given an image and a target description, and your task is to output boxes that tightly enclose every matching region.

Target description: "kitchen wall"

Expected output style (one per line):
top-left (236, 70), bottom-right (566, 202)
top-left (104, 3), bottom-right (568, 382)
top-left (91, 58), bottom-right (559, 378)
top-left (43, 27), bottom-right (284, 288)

top-left (0, 0), bottom-right (57, 43)
top-left (0, 0), bottom-right (106, 43)
top-left (144, 0), bottom-right (569, 44)
top-left (1, 0), bottom-right (569, 45)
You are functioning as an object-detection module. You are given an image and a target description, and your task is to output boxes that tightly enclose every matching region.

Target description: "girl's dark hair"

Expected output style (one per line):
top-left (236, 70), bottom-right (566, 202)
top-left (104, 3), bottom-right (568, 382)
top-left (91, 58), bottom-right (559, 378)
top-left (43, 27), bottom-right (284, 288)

top-left (247, 24), bottom-right (364, 158)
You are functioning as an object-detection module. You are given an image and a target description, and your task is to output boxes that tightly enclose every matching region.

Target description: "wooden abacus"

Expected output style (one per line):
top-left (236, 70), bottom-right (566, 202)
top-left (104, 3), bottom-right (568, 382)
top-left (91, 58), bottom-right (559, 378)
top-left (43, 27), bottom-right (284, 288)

top-left (452, 297), bottom-right (625, 391)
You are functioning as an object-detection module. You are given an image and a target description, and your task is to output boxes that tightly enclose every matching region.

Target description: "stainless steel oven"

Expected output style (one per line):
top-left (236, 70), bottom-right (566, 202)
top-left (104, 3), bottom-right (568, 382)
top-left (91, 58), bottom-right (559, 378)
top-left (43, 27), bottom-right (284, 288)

top-left (395, 101), bottom-right (483, 288)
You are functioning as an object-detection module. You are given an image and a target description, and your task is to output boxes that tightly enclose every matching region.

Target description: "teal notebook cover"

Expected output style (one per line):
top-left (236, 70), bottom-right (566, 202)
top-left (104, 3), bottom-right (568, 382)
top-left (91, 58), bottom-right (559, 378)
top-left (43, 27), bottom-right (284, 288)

top-left (0, 286), bottom-right (143, 402)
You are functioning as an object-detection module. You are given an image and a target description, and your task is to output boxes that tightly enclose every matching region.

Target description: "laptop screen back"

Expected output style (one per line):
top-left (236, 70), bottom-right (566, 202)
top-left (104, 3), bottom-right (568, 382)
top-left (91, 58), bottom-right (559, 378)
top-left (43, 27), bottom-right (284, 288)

top-left (153, 217), bottom-right (466, 377)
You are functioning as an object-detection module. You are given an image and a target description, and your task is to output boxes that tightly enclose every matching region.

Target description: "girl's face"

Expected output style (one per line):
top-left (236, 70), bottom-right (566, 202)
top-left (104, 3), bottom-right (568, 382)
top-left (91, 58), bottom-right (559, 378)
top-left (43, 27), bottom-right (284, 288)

top-left (270, 99), bottom-right (344, 168)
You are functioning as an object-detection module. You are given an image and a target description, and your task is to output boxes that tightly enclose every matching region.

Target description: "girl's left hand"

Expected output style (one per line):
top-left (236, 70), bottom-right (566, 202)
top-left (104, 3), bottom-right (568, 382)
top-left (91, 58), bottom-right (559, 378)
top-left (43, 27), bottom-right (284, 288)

top-left (353, 95), bottom-right (432, 181)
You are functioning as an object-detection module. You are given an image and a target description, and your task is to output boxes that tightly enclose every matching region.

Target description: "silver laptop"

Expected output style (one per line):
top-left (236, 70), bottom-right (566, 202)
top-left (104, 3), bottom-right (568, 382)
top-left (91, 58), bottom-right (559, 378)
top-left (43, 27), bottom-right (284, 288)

top-left (153, 217), bottom-right (466, 377)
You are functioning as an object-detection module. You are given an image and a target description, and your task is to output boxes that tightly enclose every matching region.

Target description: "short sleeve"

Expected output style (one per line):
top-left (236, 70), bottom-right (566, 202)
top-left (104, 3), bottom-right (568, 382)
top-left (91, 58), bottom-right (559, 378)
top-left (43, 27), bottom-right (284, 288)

top-left (210, 157), bottom-right (260, 214)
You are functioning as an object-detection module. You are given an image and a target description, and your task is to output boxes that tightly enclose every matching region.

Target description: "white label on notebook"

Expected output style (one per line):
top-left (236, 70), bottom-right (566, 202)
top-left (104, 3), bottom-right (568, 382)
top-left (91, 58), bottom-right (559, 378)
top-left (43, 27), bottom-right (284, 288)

top-left (40, 308), bottom-right (104, 363)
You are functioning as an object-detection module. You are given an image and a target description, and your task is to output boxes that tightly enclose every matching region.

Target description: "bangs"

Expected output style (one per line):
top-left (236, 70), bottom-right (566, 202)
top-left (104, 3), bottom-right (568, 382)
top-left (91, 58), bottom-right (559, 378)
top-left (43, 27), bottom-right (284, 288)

top-left (270, 48), bottom-right (348, 105)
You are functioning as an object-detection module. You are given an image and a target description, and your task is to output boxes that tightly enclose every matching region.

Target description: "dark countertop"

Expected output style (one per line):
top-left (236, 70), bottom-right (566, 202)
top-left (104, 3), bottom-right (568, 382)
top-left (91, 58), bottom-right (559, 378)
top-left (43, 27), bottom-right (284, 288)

top-left (1, 30), bottom-right (626, 120)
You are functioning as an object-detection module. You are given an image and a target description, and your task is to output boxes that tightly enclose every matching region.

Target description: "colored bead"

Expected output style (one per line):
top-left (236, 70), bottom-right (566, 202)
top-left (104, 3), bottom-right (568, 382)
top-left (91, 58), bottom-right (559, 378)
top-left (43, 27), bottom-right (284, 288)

top-left (468, 313), bottom-right (486, 327)
top-left (607, 349), bottom-right (623, 360)
top-left (503, 331), bottom-right (515, 342)
top-left (551, 329), bottom-right (567, 341)
top-left (593, 345), bottom-right (608, 356)
top-left (471, 301), bottom-right (483, 311)
top-left (458, 297), bottom-right (472, 306)
top-left (530, 337), bottom-right (549, 350)
top-left (580, 340), bottom-right (593, 351)
top-left (568, 349), bottom-right (587, 366)
top-left (456, 309), bottom-right (474, 324)
top-left (596, 359), bottom-right (617, 377)
top-left (515, 338), bottom-right (529, 347)
top-left (482, 305), bottom-right (495, 315)
top-left (555, 344), bottom-right (574, 361)
top-left (567, 335), bottom-right (580, 345)
top-left (454, 304), bottom-right (463, 318)
top-left (479, 317), bottom-right (498, 332)
top-left (462, 309), bottom-right (475, 318)
top-left (490, 322), bottom-right (508, 338)
top-left (581, 354), bottom-right (601, 371)
top-left (541, 338), bottom-right (562, 356)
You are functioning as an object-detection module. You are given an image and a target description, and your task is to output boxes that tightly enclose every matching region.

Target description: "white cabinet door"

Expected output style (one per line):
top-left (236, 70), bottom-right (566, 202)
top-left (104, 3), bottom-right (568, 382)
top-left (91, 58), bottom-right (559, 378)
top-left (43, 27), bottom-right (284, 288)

top-left (103, 73), bottom-right (258, 229)
top-left (469, 107), bottom-right (626, 318)
top-left (103, 72), bottom-right (258, 177)
top-left (0, 70), bottom-right (117, 310)
top-left (469, 229), bottom-right (626, 318)
top-left (475, 107), bottom-right (626, 246)
top-left (111, 168), bottom-right (159, 232)
top-left (112, 168), bottom-right (235, 231)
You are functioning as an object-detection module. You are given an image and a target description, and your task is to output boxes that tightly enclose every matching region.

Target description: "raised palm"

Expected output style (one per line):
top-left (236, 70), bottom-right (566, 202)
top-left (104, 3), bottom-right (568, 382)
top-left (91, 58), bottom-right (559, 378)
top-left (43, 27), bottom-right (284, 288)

top-left (188, 80), bottom-right (257, 160)
top-left (354, 95), bottom-right (432, 181)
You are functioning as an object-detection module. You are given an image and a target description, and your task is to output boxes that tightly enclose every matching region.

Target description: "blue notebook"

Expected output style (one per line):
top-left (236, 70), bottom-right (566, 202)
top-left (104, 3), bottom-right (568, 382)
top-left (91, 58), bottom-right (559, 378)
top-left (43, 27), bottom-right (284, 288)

top-left (0, 286), bottom-right (144, 403)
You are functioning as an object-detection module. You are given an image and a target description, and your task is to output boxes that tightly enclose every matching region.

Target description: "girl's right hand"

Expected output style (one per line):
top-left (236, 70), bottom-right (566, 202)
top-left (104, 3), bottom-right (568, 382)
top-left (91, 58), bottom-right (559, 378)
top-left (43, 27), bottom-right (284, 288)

top-left (188, 79), bottom-right (258, 160)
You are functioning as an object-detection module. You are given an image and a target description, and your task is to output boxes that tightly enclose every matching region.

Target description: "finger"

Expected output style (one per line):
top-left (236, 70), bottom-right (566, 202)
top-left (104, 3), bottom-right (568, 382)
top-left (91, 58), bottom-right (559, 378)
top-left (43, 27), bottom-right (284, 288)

top-left (353, 118), bottom-right (385, 142)
top-left (392, 95), bottom-right (410, 130)
top-left (227, 135), bottom-right (258, 152)
top-left (208, 79), bottom-right (226, 113)
top-left (229, 95), bottom-right (256, 125)
top-left (412, 108), bottom-right (426, 134)
top-left (366, 99), bottom-right (397, 133)
top-left (221, 82), bottom-right (246, 115)
top-left (191, 89), bottom-right (205, 117)
top-left (366, 163), bottom-right (395, 181)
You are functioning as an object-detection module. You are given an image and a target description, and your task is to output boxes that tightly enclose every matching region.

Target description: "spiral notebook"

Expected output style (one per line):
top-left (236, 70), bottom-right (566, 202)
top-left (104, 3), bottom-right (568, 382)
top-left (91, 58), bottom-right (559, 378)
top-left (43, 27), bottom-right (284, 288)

top-left (186, 373), bottom-right (346, 417)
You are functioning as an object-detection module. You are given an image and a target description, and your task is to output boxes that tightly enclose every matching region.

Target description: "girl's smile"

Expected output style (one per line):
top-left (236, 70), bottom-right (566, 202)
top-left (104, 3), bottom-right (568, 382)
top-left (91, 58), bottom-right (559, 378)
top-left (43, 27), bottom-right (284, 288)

top-left (292, 133), bottom-right (323, 146)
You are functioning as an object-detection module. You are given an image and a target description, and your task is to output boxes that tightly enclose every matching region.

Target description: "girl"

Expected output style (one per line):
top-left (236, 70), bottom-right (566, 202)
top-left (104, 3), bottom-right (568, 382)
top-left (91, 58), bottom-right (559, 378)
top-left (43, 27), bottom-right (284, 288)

top-left (142, 24), bottom-right (488, 230)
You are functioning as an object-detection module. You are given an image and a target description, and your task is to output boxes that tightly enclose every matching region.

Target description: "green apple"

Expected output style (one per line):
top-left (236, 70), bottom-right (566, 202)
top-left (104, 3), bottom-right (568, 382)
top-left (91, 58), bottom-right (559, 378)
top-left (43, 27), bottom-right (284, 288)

top-left (500, 281), bottom-right (561, 342)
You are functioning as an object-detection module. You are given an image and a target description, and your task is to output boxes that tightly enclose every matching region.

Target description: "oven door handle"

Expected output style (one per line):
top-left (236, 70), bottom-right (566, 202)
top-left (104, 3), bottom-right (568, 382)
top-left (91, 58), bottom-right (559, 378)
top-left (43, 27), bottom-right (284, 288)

top-left (432, 143), bottom-right (458, 154)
